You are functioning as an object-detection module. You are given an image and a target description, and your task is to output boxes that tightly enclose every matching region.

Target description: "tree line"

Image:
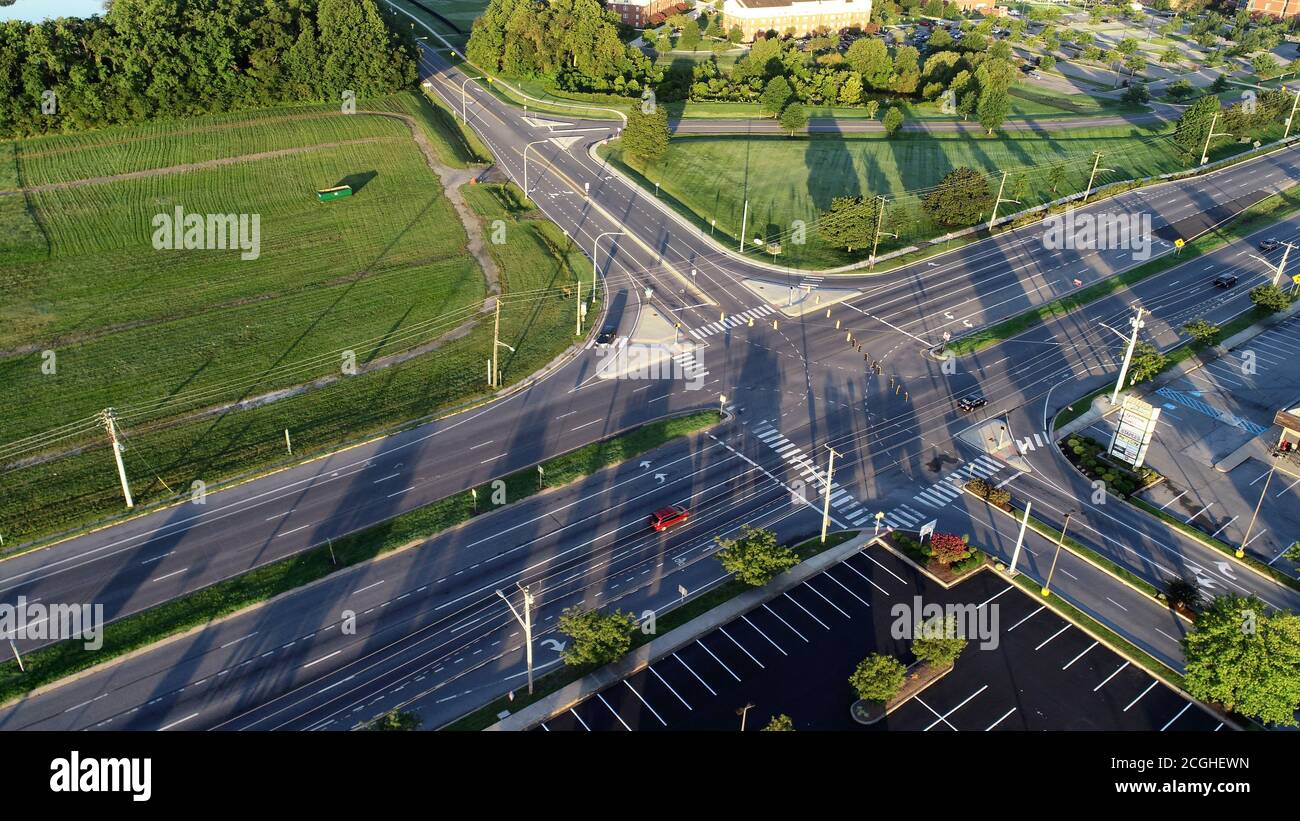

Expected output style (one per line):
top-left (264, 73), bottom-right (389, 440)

top-left (0, 0), bottom-right (416, 138)
top-left (466, 0), bottom-right (658, 97)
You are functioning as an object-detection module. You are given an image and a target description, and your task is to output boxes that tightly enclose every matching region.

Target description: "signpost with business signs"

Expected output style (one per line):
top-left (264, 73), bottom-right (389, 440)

top-left (1107, 396), bottom-right (1161, 469)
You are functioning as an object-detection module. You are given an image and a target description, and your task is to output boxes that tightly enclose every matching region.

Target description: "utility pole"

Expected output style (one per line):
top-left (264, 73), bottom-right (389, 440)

top-left (738, 200), bottom-right (749, 253)
top-left (1285, 86), bottom-right (1300, 141)
top-left (1041, 511), bottom-right (1073, 597)
top-left (820, 445), bottom-right (840, 544)
top-left (868, 196), bottom-right (897, 271)
top-left (1008, 500), bottom-right (1031, 577)
top-left (1251, 242), bottom-right (1297, 287)
top-left (496, 584), bottom-right (537, 695)
top-left (100, 408), bottom-right (134, 509)
top-left (492, 298), bottom-right (500, 388)
top-left (1110, 304), bottom-right (1147, 406)
top-left (986, 170), bottom-right (1019, 231)
top-left (576, 278), bottom-right (583, 336)
top-left (1083, 152), bottom-right (1114, 203)
top-left (1200, 112), bottom-right (1232, 165)
top-left (9, 640), bottom-right (23, 672)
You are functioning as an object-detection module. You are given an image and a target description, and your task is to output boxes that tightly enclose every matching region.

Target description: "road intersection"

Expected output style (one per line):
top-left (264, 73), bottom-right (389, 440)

top-left (2, 16), bottom-right (1298, 730)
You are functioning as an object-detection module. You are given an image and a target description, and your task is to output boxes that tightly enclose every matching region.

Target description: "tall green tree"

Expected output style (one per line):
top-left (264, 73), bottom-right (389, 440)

top-left (976, 85), bottom-right (1010, 134)
top-left (1173, 94), bottom-right (1221, 160)
top-left (1184, 594), bottom-right (1300, 726)
top-left (846, 37), bottom-right (893, 90)
top-left (557, 607), bottom-right (639, 667)
top-left (818, 195), bottom-right (879, 252)
top-left (779, 101), bottom-right (807, 135)
top-left (882, 105), bottom-right (904, 137)
top-left (923, 167), bottom-right (992, 226)
top-left (622, 103), bottom-right (670, 164)
top-left (715, 525), bottom-right (797, 586)
top-left (759, 74), bottom-right (792, 116)
top-left (849, 653), bottom-right (906, 702)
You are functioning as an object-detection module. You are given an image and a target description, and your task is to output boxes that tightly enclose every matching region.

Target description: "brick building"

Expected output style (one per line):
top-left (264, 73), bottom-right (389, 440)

top-left (607, 0), bottom-right (681, 27)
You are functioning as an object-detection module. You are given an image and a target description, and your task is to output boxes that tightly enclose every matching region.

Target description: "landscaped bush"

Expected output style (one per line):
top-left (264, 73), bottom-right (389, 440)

top-left (929, 532), bottom-right (971, 566)
top-left (966, 478), bottom-right (1011, 508)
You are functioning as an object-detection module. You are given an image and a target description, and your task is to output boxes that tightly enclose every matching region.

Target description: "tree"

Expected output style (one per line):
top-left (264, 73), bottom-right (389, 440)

top-left (1183, 318), bottom-right (1221, 345)
top-left (818, 195), bottom-right (879, 252)
top-left (846, 37), bottom-right (893, 89)
top-left (715, 525), bottom-right (797, 585)
top-left (1122, 81), bottom-right (1150, 105)
top-left (623, 103), bottom-right (670, 164)
top-left (838, 72), bottom-right (864, 106)
top-left (1251, 52), bottom-right (1280, 79)
top-left (882, 105), bottom-right (904, 137)
top-left (928, 532), bottom-right (971, 566)
top-left (976, 85), bottom-right (1010, 134)
top-left (1167, 79), bottom-right (1195, 100)
top-left (864, 98), bottom-right (880, 119)
top-left (762, 714), bottom-right (795, 731)
top-left (1047, 163), bottom-right (1069, 195)
top-left (779, 101), bottom-right (807, 135)
top-left (728, 24), bottom-right (744, 44)
top-left (1210, 72), bottom-right (1230, 93)
top-left (923, 167), bottom-right (992, 226)
top-left (678, 18), bottom-right (702, 51)
top-left (1128, 342), bottom-right (1167, 384)
top-left (1183, 594), bottom-right (1300, 726)
top-left (557, 606), bottom-right (638, 666)
top-left (849, 653), bottom-right (906, 702)
top-left (911, 615), bottom-right (967, 669)
top-left (759, 75), bottom-right (793, 117)
top-left (1174, 95), bottom-right (1222, 160)
top-left (1250, 283), bottom-right (1290, 313)
top-left (1125, 52), bottom-right (1147, 77)
top-left (367, 709), bottom-right (422, 730)
top-left (1165, 576), bottom-right (1204, 613)
top-left (1039, 54), bottom-right (1056, 71)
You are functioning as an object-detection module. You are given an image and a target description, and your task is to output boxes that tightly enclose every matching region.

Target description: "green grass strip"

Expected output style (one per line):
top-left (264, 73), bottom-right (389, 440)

top-left (444, 530), bottom-right (861, 730)
top-left (0, 411), bottom-right (720, 706)
top-left (949, 182), bottom-right (1300, 356)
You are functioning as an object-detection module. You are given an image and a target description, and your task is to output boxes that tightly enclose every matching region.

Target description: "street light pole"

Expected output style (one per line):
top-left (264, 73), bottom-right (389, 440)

top-left (1238, 436), bottom-right (1282, 558)
top-left (820, 445), bottom-right (840, 544)
top-left (737, 702), bottom-right (755, 731)
top-left (522, 139), bottom-right (547, 200)
top-left (739, 200), bottom-right (749, 253)
top-left (594, 231), bottom-right (625, 293)
top-left (1041, 511), bottom-right (1073, 597)
top-left (100, 408), bottom-right (134, 509)
top-left (1110, 304), bottom-right (1147, 406)
top-left (1008, 500), bottom-right (1031, 577)
top-left (1285, 86), bottom-right (1300, 141)
top-left (460, 76), bottom-right (474, 123)
top-left (496, 583), bottom-right (537, 695)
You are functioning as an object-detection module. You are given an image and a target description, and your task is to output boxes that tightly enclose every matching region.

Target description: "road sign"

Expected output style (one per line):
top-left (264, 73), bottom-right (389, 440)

top-left (1173, 238), bottom-right (1184, 248)
top-left (1293, 273), bottom-right (1300, 284)
top-left (919, 519), bottom-right (937, 542)
top-left (1107, 396), bottom-right (1161, 468)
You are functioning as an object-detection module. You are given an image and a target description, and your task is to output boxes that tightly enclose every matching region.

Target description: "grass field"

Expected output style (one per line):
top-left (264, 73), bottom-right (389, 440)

top-left (604, 123), bottom-right (1273, 269)
top-left (0, 94), bottom-right (583, 545)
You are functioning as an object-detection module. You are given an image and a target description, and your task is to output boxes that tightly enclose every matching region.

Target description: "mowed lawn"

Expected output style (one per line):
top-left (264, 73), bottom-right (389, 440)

top-left (0, 96), bottom-right (582, 544)
top-left (609, 125), bottom-right (1192, 268)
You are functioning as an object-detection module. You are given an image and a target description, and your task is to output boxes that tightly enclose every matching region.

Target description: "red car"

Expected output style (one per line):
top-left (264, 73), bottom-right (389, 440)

top-left (649, 505), bottom-right (690, 532)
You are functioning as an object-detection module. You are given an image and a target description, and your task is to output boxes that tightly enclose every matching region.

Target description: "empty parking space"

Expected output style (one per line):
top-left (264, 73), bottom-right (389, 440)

top-left (532, 549), bottom-right (1223, 731)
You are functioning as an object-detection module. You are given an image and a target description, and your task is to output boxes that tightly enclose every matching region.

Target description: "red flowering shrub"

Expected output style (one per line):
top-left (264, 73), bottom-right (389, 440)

top-left (929, 533), bottom-right (970, 566)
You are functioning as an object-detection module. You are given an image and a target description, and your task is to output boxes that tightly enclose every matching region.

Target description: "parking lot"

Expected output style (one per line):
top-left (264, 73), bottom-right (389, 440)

top-left (1086, 312), bottom-right (1300, 574)
top-left (530, 549), bottom-right (1223, 732)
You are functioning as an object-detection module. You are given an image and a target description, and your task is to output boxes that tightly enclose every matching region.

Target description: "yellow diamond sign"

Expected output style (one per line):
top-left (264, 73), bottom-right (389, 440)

top-left (1174, 238), bottom-right (1185, 248)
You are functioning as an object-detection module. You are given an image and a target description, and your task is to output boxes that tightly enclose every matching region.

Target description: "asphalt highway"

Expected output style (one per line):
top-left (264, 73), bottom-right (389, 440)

top-left (2, 9), bottom-right (1298, 729)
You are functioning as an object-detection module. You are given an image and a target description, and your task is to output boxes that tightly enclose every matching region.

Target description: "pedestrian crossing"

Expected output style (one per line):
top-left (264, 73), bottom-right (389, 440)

top-left (672, 349), bottom-right (709, 381)
top-left (752, 423), bottom-right (877, 527)
top-left (688, 305), bottom-right (777, 339)
top-left (796, 275), bottom-right (824, 291)
top-left (881, 455), bottom-right (1007, 531)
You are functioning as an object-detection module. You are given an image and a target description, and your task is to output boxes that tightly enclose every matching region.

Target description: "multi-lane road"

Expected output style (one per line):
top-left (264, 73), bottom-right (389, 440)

top-left (2, 10), bottom-right (1297, 729)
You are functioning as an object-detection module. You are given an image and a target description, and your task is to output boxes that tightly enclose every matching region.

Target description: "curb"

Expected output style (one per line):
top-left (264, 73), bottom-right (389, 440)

top-left (486, 531), bottom-right (872, 731)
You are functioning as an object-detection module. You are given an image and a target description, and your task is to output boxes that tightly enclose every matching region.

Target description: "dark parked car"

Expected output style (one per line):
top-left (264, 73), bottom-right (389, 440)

top-left (596, 324), bottom-right (618, 346)
top-left (1259, 238), bottom-right (1281, 252)
top-left (957, 395), bottom-right (987, 413)
top-left (1213, 274), bottom-right (1238, 289)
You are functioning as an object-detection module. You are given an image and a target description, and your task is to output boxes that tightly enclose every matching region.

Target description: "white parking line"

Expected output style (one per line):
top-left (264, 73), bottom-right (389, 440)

top-left (1094, 661), bottom-right (1131, 692)
top-left (697, 639), bottom-right (742, 682)
top-left (719, 626), bottom-right (765, 669)
top-left (1160, 702), bottom-right (1193, 731)
top-left (1062, 641), bottom-right (1098, 670)
top-left (783, 590), bottom-right (830, 629)
top-left (742, 615), bottom-right (788, 656)
top-left (1008, 605), bottom-right (1045, 632)
top-left (823, 569), bottom-right (871, 608)
top-left (762, 603), bottom-right (809, 643)
top-left (672, 652), bottom-right (716, 696)
top-left (1123, 680), bottom-right (1158, 712)
top-left (923, 685), bottom-right (989, 731)
top-left (597, 693), bottom-right (632, 730)
top-left (623, 680), bottom-right (667, 727)
top-left (1035, 625), bottom-right (1070, 651)
top-left (803, 580), bottom-right (851, 618)
top-left (840, 559), bottom-right (890, 595)
top-left (649, 666), bottom-right (692, 710)
top-left (569, 708), bottom-right (591, 731)
top-left (985, 707), bottom-right (1017, 731)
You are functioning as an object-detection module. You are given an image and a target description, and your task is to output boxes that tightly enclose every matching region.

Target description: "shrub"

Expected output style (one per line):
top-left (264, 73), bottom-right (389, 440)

top-left (929, 532), bottom-right (971, 566)
top-left (850, 653), bottom-right (906, 702)
top-left (911, 615), bottom-right (968, 669)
